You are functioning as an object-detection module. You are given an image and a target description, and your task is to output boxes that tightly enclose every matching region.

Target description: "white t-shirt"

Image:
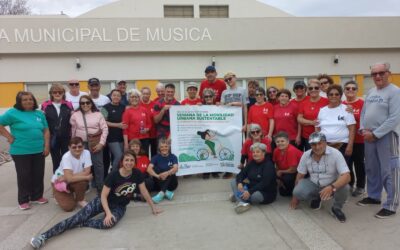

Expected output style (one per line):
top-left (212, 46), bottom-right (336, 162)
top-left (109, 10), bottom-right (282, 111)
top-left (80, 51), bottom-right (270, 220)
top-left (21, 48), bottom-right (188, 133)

top-left (317, 104), bottom-right (356, 143)
top-left (51, 150), bottom-right (92, 182)
top-left (53, 102), bottom-right (61, 116)
top-left (92, 94), bottom-right (110, 110)
top-left (66, 91), bottom-right (87, 110)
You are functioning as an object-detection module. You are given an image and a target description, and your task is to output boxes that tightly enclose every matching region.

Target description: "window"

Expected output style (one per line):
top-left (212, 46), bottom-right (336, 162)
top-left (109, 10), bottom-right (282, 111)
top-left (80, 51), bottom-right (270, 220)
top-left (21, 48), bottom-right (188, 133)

top-left (164, 5), bottom-right (194, 18)
top-left (26, 83), bottom-right (51, 104)
top-left (200, 5), bottom-right (229, 18)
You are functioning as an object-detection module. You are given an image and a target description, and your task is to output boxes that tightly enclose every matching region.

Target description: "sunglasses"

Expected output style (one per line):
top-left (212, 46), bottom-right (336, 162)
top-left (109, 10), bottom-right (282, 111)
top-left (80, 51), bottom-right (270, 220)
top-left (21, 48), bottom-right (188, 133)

top-left (224, 77), bottom-right (233, 83)
top-left (294, 86), bottom-right (305, 90)
top-left (268, 90), bottom-right (277, 94)
top-left (52, 91), bottom-right (63, 95)
top-left (371, 71), bottom-right (387, 77)
top-left (204, 95), bottom-right (213, 98)
top-left (80, 101), bottom-right (91, 106)
top-left (251, 130), bottom-right (261, 135)
top-left (308, 86), bottom-right (320, 91)
top-left (89, 83), bottom-right (100, 87)
top-left (71, 145), bottom-right (83, 150)
top-left (345, 87), bottom-right (357, 91)
top-left (69, 83), bottom-right (79, 87)
top-left (320, 81), bottom-right (330, 85)
top-left (328, 93), bottom-right (340, 97)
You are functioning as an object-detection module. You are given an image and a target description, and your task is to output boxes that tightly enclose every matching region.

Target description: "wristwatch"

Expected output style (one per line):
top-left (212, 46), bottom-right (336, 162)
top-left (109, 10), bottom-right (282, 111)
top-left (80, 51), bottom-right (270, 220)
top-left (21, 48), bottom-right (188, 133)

top-left (330, 184), bottom-right (337, 193)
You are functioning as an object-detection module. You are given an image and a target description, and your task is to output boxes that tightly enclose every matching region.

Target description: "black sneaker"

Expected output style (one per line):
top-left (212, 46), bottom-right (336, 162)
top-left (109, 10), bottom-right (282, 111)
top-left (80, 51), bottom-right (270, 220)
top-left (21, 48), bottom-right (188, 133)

top-left (310, 198), bottom-right (322, 210)
top-left (202, 173), bottom-right (210, 179)
top-left (357, 197), bottom-right (381, 206)
top-left (375, 208), bottom-right (396, 219)
top-left (331, 207), bottom-right (346, 223)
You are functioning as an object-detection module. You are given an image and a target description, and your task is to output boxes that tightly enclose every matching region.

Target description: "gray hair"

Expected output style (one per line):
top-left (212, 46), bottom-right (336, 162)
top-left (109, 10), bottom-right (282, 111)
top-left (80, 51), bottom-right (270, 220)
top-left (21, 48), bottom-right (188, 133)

top-left (370, 62), bottom-right (391, 71)
top-left (158, 137), bottom-right (171, 149)
top-left (202, 88), bottom-right (216, 97)
top-left (140, 86), bottom-right (151, 94)
top-left (308, 78), bottom-right (320, 86)
top-left (129, 89), bottom-right (142, 97)
top-left (343, 80), bottom-right (359, 89)
top-left (250, 142), bottom-right (267, 153)
top-left (156, 83), bottom-right (165, 91)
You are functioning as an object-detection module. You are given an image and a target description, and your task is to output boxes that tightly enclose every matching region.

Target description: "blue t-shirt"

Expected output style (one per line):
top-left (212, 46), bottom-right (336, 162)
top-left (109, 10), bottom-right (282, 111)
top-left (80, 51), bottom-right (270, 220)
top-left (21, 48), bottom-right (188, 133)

top-left (0, 108), bottom-right (48, 155)
top-left (151, 153), bottom-right (178, 174)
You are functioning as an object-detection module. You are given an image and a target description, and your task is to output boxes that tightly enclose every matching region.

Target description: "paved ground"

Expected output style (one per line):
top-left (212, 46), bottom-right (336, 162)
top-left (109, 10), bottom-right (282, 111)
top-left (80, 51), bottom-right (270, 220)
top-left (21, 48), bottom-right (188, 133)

top-left (0, 136), bottom-right (400, 250)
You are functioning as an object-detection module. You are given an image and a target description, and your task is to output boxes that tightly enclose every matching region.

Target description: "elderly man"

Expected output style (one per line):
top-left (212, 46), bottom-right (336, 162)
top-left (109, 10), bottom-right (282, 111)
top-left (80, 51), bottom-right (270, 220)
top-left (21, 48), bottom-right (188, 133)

top-left (154, 83), bottom-right (165, 103)
top-left (290, 132), bottom-right (350, 223)
top-left (357, 62), bottom-right (400, 219)
top-left (87, 78), bottom-right (110, 110)
top-left (66, 79), bottom-right (87, 110)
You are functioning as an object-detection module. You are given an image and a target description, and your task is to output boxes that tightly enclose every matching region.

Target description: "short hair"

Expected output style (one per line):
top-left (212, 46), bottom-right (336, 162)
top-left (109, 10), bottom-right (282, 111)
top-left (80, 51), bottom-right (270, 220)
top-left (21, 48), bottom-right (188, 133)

top-left (109, 89), bottom-right (122, 97)
top-left (69, 137), bottom-right (83, 146)
top-left (308, 78), bottom-right (320, 86)
top-left (14, 91), bottom-right (39, 111)
top-left (119, 151), bottom-right (137, 169)
top-left (274, 131), bottom-right (289, 141)
top-left (317, 74), bottom-right (334, 85)
top-left (129, 89), bottom-right (142, 97)
top-left (165, 83), bottom-right (175, 90)
top-left (141, 86), bottom-right (151, 94)
top-left (277, 88), bottom-right (292, 99)
top-left (370, 62), bottom-right (391, 71)
top-left (248, 80), bottom-right (259, 88)
top-left (344, 80), bottom-right (359, 89)
top-left (224, 72), bottom-right (236, 79)
top-left (48, 83), bottom-right (66, 101)
top-left (78, 95), bottom-right (98, 112)
top-left (266, 86), bottom-right (279, 100)
top-left (158, 137), bottom-right (171, 150)
top-left (327, 84), bottom-right (343, 97)
top-left (255, 87), bottom-right (266, 96)
top-left (156, 83), bottom-right (165, 91)
top-left (128, 139), bottom-right (147, 156)
top-left (250, 142), bottom-right (267, 153)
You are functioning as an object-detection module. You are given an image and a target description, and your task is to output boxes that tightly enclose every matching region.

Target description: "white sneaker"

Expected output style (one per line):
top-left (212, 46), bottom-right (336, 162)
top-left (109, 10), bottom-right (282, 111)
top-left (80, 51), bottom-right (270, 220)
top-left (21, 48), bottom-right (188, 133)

top-left (234, 202), bottom-right (251, 214)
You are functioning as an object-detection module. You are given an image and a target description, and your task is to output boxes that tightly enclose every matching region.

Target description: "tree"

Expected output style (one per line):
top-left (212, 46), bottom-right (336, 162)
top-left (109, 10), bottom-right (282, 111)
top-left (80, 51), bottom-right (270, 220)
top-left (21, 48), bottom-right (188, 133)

top-left (0, 0), bottom-right (31, 15)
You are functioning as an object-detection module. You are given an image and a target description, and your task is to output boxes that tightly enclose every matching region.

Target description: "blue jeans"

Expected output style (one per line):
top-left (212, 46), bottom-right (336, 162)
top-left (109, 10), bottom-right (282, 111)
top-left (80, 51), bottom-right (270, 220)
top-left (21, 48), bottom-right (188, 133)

top-left (108, 142), bottom-right (123, 171)
top-left (230, 179), bottom-right (264, 204)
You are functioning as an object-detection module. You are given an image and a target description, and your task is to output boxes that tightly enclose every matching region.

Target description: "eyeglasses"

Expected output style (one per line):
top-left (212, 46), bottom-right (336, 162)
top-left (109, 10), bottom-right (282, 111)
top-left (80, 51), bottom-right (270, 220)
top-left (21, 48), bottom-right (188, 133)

top-left (80, 101), bottom-right (91, 106)
top-left (255, 93), bottom-right (264, 96)
top-left (251, 130), bottom-right (261, 135)
top-left (71, 145), bottom-right (83, 150)
top-left (268, 90), bottom-right (277, 94)
top-left (69, 83), bottom-right (79, 87)
top-left (52, 91), bottom-right (63, 95)
top-left (328, 93), bottom-right (340, 97)
top-left (89, 83), bottom-right (100, 87)
top-left (345, 87), bottom-right (357, 91)
top-left (371, 71), bottom-right (387, 77)
top-left (320, 81), bottom-right (330, 85)
top-left (224, 77), bottom-right (233, 83)
top-left (204, 95), bottom-right (213, 98)
top-left (308, 86), bottom-right (320, 91)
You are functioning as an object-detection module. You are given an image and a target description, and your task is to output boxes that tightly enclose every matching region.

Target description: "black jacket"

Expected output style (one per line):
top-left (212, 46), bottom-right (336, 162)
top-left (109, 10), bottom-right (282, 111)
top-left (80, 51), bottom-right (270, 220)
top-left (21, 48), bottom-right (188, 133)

top-left (41, 100), bottom-right (73, 138)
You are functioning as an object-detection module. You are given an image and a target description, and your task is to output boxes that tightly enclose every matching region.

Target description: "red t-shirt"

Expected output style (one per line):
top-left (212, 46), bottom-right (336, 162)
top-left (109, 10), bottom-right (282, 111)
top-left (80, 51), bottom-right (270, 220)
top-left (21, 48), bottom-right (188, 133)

top-left (140, 100), bottom-right (156, 138)
top-left (273, 144), bottom-right (303, 171)
top-left (269, 100), bottom-right (279, 106)
top-left (248, 102), bottom-right (274, 136)
top-left (298, 97), bottom-right (328, 139)
top-left (290, 96), bottom-right (310, 110)
top-left (181, 98), bottom-right (202, 105)
top-left (136, 155), bottom-right (150, 174)
top-left (273, 102), bottom-right (299, 140)
top-left (199, 79), bottom-right (227, 103)
top-left (241, 138), bottom-right (272, 162)
top-left (122, 106), bottom-right (152, 140)
top-left (343, 99), bottom-right (364, 144)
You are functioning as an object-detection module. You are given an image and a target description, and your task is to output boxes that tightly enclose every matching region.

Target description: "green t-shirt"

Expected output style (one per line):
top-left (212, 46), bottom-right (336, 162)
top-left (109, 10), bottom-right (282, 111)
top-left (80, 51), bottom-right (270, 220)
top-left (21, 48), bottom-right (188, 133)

top-left (0, 108), bottom-right (48, 155)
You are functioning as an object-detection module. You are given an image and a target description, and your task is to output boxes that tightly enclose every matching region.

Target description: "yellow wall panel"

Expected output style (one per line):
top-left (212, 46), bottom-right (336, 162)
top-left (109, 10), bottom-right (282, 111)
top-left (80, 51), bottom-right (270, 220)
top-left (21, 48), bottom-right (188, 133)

top-left (79, 81), bottom-right (89, 92)
top-left (330, 75), bottom-right (341, 85)
top-left (266, 77), bottom-right (285, 89)
top-left (355, 75), bottom-right (364, 97)
top-left (0, 82), bottom-right (24, 108)
top-left (136, 80), bottom-right (160, 100)
top-left (391, 74), bottom-right (400, 87)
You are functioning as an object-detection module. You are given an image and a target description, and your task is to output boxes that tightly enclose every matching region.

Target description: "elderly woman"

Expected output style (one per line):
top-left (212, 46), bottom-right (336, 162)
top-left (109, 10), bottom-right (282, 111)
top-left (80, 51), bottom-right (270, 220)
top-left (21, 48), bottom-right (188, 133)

top-left (230, 143), bottom-right (277, 214)
top-left (273, 132), bottom-right (303, 197)
top-left (123, 89), bottom-right (152, 155)
top-left (274, 89), bottom-right (301, 146)
top-left (240, 123), bottom-right (272, 169)
top-left (101, 89), bottom-right (126, 173)
top-left (70, 95), bottom-right (108, 194)
top-left (266, 86), bottom-right (279, 106)
top-left (316, 85), bottom-right (356, 190)
top-left (290, 81), bottom-right (308, 109)
top-left (41, 83), bottom-right (73, 173)
top-left (51, 137), bottom-right (93, 211)
top-left (342, 81), bottom-right (365, 196)
top-left (30, 151), bottom-right (161, 249)
top-left (0, 91), bottom-right (50, 210)
top-left (147, 138), bottom-right (179, 203)
top-left (247, 87), bottom-right (274, 140)
top-left (297, 79), bottom-right (329, 151)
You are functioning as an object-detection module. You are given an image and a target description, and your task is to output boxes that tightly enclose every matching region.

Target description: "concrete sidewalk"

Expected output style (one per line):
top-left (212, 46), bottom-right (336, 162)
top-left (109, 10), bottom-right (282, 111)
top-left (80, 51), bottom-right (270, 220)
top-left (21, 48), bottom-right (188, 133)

top-left (0, 156), bottom-right (400, 250)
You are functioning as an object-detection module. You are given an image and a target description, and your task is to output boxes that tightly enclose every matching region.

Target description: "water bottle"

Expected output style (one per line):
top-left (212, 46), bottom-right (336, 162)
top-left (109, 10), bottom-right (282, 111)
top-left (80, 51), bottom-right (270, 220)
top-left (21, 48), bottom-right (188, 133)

top-left (140, 120), bottom-right (145, 134)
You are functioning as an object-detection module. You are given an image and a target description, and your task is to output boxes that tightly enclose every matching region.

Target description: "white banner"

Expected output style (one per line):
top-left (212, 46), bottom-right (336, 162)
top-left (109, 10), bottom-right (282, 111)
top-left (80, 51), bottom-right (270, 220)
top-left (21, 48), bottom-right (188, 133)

top-left (170, 105), bottom-right (242, 176)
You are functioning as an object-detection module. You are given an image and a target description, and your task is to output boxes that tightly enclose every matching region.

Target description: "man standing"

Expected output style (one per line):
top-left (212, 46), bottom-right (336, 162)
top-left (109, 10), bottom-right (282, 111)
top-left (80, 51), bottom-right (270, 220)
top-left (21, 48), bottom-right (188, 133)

top-left (154, 83), bottom-right (165, 103)
top-left (290, 132), bottom-right (350, 223)
top-left (181, 83), bottom-right (202, 105)
top-left (358, 62), bottom-right (400, 219)
top-left (66, 79), bottom-right (87, 110)
top-left (199, 66), bottom-right (227, 103)
top-left (153, 83), bottom-right (180, 139)
top-left (108, 80), bottom-right (128, 106)
top-left (87, 78), bottom-right (110, 110)
top-left (140, 87), bottom-right (157, 157)
top-left (247, 80), bottom-right (259, 109)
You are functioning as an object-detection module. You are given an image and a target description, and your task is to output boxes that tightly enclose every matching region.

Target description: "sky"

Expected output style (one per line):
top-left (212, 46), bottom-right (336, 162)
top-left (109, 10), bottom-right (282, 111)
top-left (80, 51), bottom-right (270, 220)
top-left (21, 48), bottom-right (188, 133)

top-left (27, 0), bottom-right (400, 17)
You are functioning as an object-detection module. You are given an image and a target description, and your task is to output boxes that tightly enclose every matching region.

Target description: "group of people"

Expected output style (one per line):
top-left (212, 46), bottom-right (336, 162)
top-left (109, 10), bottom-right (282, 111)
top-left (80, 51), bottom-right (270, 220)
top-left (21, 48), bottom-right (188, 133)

top-left (0, 62), bottom-right (399, 249)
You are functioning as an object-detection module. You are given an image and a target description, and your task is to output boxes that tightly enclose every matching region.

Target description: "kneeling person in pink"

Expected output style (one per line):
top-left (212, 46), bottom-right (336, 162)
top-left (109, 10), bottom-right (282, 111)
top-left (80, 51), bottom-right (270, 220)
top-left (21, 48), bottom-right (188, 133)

top-left (52, 137), bottom-right (93, 211)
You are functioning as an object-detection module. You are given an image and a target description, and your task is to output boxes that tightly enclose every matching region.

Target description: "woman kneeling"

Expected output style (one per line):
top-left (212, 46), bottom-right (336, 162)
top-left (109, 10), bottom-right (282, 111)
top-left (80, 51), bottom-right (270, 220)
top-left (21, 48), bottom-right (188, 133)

top-left (30, 151), bottom-right (161, 249)
top-left (230, 143), bottom-right (277, 214)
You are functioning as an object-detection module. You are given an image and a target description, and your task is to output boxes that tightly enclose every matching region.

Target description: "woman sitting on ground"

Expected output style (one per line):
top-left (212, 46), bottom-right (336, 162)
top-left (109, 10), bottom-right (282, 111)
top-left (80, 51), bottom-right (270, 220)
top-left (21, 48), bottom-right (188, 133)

top-left (52, 137), bottom-right (93, 212)
top-left (273, 132), bottom-right (303, 197)
top-left (147, 137), bottom-right (179, 203)
top-left (30, 151), bottom-right (161, 249)
top-left (230, 142), bottom-right (277, 214)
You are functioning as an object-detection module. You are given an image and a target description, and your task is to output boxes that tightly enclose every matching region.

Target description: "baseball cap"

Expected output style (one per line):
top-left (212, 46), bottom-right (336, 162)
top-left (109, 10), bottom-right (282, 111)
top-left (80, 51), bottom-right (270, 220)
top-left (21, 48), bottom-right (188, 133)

top-left (186, 82), bottom-right (198, 90)
top-left (88, 78), bottom-right (100, 85)
top-left (293, 80), bottom-right (306, 90)
top-left (205, 65), bottom-right (216, 73)
top-left (308, 132), bottom-right (327, 144)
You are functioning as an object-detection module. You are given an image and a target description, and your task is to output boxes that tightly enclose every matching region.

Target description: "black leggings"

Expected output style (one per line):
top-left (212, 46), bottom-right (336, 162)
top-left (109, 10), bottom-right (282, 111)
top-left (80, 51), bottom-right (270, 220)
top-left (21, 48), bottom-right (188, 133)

top-left (347, 143), bottom-right (365, 188)
top-left (153, 174), bottom-right (178, 192)
top-left (278, 173), bottom-right (297, 197)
